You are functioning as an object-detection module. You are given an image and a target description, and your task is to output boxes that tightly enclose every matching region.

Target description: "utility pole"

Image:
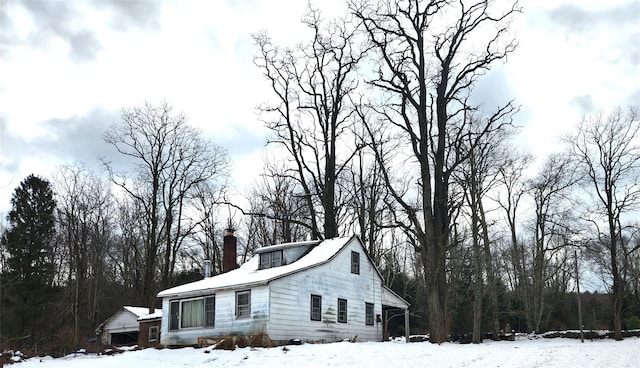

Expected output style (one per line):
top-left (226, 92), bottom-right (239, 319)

top-left (575, 250), bottom-right (584, 342)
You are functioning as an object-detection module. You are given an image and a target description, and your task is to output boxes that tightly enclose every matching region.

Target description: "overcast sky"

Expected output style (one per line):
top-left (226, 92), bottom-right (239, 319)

top-left (0, 0), bottom-right (638, 215)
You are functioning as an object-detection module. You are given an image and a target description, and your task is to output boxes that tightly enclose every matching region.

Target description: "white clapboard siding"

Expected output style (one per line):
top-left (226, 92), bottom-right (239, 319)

top-left (160, 286), bottom-right (269, 346)
top-left (267, 239), bottom-right (383, 343)
top-left (104, 309), bottom-right (140, 334)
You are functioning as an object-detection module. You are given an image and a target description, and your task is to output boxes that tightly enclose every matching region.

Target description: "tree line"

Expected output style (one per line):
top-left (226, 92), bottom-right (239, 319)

top-left (1, 0), bottom-right (639, 354)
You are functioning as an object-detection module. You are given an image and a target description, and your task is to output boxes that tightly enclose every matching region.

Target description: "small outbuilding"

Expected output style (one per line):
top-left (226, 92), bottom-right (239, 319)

top-left (138, 309), bottom-right (163, 348)
top-left (99, 306), bottom-right (162, 346)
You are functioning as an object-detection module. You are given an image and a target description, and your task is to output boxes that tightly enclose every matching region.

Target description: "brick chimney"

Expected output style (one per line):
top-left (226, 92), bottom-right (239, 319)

top-left (222, 228), bottom-right (238, 273)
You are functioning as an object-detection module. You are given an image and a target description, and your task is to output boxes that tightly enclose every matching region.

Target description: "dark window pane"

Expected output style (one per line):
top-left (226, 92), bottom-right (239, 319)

top-left (205, 296), bottom-right (215, 327)
top-left (236, 291), bottom-right (251, 318)
top-left (351, 251), bottom-right (360, 274)
top-left (260, 253), bottom-right (271, 269)
top-left (365, 303), bottom-right (374, 325)
top-left (169, 301), bottom-right (179, 331)
top-left (271, 250), bottom-right (282, 267)
top-left (311, 295), bottom-right (322, 321)
top-left (338, 298), bottom-right (347, 323)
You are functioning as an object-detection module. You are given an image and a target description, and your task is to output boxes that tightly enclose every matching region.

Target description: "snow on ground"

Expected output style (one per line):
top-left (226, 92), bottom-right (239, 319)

top-left (17, 336), bottom-right (640, 368)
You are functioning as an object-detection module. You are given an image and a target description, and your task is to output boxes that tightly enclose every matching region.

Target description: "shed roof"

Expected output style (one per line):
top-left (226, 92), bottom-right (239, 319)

top-left (123, 306), bottom-right (162, 319)
top-left (158, 236), bottom-right (355, 298)
top-left (101, 306), bottom-right (162, 333)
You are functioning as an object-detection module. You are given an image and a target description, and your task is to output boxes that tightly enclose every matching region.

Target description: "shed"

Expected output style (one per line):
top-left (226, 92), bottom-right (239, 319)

top-left (138, 309), bottom-right (163, 348)
top-left (100, 306), bottom-right (162, 346)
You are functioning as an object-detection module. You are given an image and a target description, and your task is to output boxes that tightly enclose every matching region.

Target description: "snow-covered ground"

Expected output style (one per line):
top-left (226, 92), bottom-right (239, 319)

top-left (15, 336), bottom-right (640, 368)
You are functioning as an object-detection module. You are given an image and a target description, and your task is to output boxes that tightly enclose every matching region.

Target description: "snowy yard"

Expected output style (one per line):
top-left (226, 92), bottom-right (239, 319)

top-left (15, 335), bottom-right (640, 368)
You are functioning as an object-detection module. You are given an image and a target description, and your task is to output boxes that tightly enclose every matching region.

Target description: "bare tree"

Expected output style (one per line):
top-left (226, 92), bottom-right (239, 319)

top-left (350, 0), bottom-right (520, 342)
top-left (102, 101), bottom-right (230, 312)
top-left (244, 158), bottom-right (312, 246)
top-left (342, 143), bottom-right (393, 265)
top-left (567, 107), bottom-right (640, 340)
top-left (110, 196), bottom-right (147, 304)
top-left (493, 148), bottom-right (532, 329)
top-left (456, 119), bottom-right (515, 342)
top-left (526, 153), bottom-right (580, 332)
top-left (253, 6), bottom-right (366, 240)
top-left (54, 163), bottom-right (114, 347)
top-left (189, 181), bottom-right (228, 275)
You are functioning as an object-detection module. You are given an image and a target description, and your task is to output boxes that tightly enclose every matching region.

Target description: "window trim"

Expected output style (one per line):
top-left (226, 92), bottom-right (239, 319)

top-left (338, 298), bottom-right (347, 323)
top-left (310, 294), bottom-right (322, 321)
top-left (204, 295), bottom-right (216, 328)
top-left (259, 252), bottom-right (271, 269)
top-left (271, 250), bottom-right (283, 267)
top-left (365, 302), bottom-right (374, 326)
top-left (148, 326), bottom-right (159, 342)
top-left (351, 251), bottom-right (360, 274)
top-left (236, 290), bottom-right (251, 319)
top-left (259, 250), bottom-right (284, 269)
top-left (180, 296), bottom-right (205, 329)
top-left (169, 295), bottom-right (215, 331)
top-left (169, 300), bottom-right (179, 331)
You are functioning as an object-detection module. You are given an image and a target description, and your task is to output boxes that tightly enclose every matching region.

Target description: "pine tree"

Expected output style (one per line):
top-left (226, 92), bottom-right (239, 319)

top-left (1, 174), bottom-right (58, 351)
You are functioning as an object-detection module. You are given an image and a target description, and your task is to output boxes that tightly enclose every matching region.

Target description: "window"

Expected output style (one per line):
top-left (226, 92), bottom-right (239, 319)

top-left (169, 296), bottom-right (215, 330)
top-left (205, 296), bottom-right (216, 327)
top-left (259, 250), bottom-right (283, 269)
top-left (365, 303), bottom-right (374, 325)
top-left (338, 298), bottom-right (347, 323)
top-left (169, 300), bottom-right (179, 331)
top-left (310, 295), bottom-right (322, 321)
top-left (260, 253), bottom-right (270, 269)
top-left (351, 251), bottom-right (360, 274)
top-left (181, 298), bottom-right (204, 328)
top-left (271, 250), bottom-right (282, 267)
top-left (236, 290), bottom-right (251, 318)
top-left (149, 326), bottom-right (159, 342)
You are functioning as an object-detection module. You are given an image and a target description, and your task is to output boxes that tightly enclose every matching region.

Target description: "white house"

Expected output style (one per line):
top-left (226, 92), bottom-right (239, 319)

top-left (156, 235), bottom-right (409, 346)
top-left (99, 306), bottom-right (162, 345)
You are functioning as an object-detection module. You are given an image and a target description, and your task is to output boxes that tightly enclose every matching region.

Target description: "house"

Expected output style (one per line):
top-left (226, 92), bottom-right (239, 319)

top-left (156, 232), bottom-right (409, 346)
top-left (98, 306), bottom-right (162, 346)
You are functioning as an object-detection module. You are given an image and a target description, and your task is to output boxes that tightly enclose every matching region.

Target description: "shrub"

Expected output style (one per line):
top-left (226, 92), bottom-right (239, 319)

top-left (625, 316), bottom-right (640, 330)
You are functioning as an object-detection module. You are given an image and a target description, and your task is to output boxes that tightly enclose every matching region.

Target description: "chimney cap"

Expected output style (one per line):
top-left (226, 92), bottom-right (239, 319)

top-left (225, 228), bottom-right (235, 236)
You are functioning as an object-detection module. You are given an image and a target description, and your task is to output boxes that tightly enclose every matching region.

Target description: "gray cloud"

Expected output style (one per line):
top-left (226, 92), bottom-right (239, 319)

top-left (43, 110), bottom-right (117, 158)
top-left (544, 2), bottom-right (640, 106)
top-left (468, 63), bottom-right (518, 113)
top-left (624, 89), bottom-right (640, 108)
top-left (97, 0), bottom-right (163, 32)
top-left (2, 108), bottom-right (120, 178)
top-left (547, 2), bottom-right (640, 32)
top-left (4, 0), bottom-right (165, 63)
top-left (18, 1), bottom-right (102, 63)
top-left (205, 118), bottom-right (267, 160)
top-left (570, 95), bottom-right (595, 115)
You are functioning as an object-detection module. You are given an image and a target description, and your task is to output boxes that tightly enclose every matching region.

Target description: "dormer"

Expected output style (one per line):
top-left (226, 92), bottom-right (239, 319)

top-left (256, 240), bottom-right (321, 270)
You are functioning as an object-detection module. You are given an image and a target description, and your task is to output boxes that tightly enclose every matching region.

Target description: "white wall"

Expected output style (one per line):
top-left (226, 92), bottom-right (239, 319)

top-left (268, 238), bottom-right (384, 343)
top-left (160, 285), bottom-right (269, 346)
top-left (103, 309), bottom-right (140, 344)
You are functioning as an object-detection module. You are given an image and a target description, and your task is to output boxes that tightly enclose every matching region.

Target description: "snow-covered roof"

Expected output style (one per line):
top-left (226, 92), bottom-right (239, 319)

top-left (137, 309), bottom-right (163, 321)
top-left (123, 306), bottom-right (162, 320)
top-left (158, 236), bottom-right (355, 298)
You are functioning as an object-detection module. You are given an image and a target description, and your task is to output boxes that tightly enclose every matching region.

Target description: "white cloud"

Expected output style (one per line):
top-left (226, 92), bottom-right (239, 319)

top-left (0, 0), bottom-right (637, 213)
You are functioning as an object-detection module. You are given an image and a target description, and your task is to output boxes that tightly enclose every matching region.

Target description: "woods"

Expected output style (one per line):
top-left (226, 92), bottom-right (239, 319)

top-left (1, 0), bottom-right (639, 355)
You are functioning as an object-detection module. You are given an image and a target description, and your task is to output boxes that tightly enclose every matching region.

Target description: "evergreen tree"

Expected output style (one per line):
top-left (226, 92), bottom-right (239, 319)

top-left (1, 174), bottom-right (58, 351)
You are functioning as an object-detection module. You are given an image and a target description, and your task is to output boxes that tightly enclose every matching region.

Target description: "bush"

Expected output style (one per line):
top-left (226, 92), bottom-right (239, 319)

top-left (625, 316), bottom-right (640, 330)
